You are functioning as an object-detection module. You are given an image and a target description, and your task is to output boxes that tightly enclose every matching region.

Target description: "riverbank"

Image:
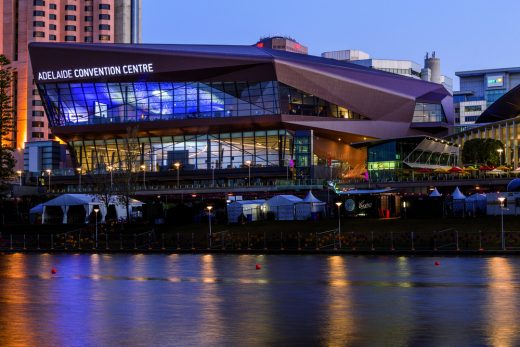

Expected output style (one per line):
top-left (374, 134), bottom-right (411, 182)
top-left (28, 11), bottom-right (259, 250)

top-left (2, 216), bottom-right (520, 253)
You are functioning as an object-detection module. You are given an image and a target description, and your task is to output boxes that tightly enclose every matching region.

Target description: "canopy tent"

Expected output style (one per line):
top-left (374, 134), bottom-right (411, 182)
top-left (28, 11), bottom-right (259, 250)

top-left (487, 168), bottom-right (504, 175)
top-left (508, 178), bottom-right (520, 192)
top-left (227, 200), bottom-right (265, 223)
top-left (38, 194), bottom-right (144, 224)
top-left (263, 195), bottom-right (303, 221)
top-left (29, 203), bottom-right (44, 224)
top-left (452, 187), bottom-right (466, 200)
top-left (465, 193), bottom-right (487, 216)
top-left (448, 166), bottom-right (464, 173)
top-left (295, 191), bottom-right (326, 220)
top-left (30, 203), bottom-right (44, 214)
top-left (429, 188), bottom-right (442, 197)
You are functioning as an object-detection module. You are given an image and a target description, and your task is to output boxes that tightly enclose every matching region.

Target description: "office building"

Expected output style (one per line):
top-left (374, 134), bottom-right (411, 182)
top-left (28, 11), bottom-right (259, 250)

top-left (454, 67), bottom-right (520, 129)
top-left (0, 0), bottom-right (141, 171)
top-left (29, 42), bottom-right (453, 185)
top-left (446, 83), bottom-right (520, 167)
top-left (254, 36), bottom-right (308, 54)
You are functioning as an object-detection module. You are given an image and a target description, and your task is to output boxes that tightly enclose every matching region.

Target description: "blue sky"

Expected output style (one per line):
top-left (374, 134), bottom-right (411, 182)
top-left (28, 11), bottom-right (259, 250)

top-left (143, 0), bottom-right (520, 89)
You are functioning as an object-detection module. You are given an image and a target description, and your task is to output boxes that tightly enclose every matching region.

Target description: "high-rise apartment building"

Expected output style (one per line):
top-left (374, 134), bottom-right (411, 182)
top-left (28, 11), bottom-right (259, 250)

top-left (0, 0), bottom-right (141, 169)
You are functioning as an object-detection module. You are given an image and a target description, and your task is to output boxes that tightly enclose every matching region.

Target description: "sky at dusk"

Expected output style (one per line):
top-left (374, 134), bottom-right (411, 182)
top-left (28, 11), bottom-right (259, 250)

top-left (143, 0), bottom-right (520, 90)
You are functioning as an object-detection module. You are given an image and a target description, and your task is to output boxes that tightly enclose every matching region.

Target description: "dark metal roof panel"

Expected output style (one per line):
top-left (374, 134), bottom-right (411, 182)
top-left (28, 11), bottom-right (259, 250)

top-left (476, 84), bottom-right (520, 123)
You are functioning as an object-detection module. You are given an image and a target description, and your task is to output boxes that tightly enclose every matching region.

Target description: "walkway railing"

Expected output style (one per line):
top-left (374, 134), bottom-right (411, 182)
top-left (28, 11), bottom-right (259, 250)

top-left (2, 229), bottom-right (520, 252)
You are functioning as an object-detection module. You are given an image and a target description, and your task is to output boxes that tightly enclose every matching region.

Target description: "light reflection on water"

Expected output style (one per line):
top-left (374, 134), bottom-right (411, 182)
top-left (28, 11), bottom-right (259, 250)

top-left (1, 254), bottom-right (520, 346)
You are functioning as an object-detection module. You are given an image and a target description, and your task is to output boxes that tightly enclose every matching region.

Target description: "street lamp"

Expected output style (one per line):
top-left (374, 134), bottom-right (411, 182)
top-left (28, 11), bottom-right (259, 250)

top-left (140, 164), bottom-right (146, 189)
top-left (16, 170), bottom-right (22, 186)
top-left (335, 201), bottom-right (342, 248)
top-left (403, 201), bottom-right (408, 219)
top-left (207, 206), bottom-right (213, 247)
top-left (76, 167), bottom-right (82, 190)
top-left (498, 196), bottom-right (506, 250)
top-left (174, 162), bottom-right (180, 188)
top-left (93, 207), bottom-right (100, 249)
top-left (497, 148), bottom-right (504, 166)
top-left (245, 160), bottom-right (252, 186)
top-left (45, 169), bottom-right (52, 192)
top-left (107, 165), bottom-right (113, 188)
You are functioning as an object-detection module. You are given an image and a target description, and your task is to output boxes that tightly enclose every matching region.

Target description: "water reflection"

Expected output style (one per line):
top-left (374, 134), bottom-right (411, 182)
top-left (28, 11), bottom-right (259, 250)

top-left (2, 254), bottom-right (520, 345)
top-left (324, 256), bottom-right (355, 346)
top-left (486, 257), bottom-right (519, 347)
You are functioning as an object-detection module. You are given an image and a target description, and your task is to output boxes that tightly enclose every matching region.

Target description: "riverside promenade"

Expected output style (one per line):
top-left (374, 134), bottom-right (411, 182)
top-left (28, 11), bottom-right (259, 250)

top-left (2, 217), bottom-right (520, 254)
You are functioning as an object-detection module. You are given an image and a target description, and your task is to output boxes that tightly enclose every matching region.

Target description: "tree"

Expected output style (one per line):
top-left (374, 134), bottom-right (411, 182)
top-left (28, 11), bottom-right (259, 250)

top-left (0, 55), bottom-right (15, 186)
top-left (461, 138), bottom-right (504, 166)
top-left (115, 125), bottom-right (141, 223)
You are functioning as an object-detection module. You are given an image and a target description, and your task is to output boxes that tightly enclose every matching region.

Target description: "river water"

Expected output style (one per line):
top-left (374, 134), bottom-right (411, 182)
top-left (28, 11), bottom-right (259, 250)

top-left (0, 253), bottom-right (519, 346)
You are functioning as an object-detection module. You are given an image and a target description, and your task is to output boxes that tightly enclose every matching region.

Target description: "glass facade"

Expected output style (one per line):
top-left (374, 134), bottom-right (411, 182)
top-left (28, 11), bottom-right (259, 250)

top-left (367, 138), bottom-right (457, 182)
top-left (70, 130), bottom-right (294, 174)
top-left (485, 89), bottom-right (506, 106)
top-left (39, 81), bottom-right (368, 127)
top-left (412, 102), bottom-right (446, 123)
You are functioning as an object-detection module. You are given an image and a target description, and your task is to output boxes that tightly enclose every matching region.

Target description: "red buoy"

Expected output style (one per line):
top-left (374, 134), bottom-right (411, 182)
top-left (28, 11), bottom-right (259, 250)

top-left (51, 268), bottom-right (57, 274)
top-left (434, 261), bottom-right (440, 266)
top-left (255, 264), bottom-right (261, 270)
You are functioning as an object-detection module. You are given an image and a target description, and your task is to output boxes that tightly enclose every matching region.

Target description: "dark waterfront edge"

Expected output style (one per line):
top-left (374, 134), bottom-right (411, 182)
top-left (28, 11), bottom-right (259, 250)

top-left (2, 249), bottom-right (520, 256)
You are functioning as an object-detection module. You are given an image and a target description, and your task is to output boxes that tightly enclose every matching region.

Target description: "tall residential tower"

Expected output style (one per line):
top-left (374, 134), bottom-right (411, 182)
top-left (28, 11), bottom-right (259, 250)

top-left (0, 0), bottom-right (141, 170)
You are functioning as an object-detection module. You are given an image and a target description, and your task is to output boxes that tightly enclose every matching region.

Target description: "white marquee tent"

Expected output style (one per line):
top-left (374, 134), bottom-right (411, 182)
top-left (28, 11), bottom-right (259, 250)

top-left (295, 191), bottom-right (326, 220)
top-left (227, 200), bottom-right (265, 223)
top-left (263, 195), bottom-right (303, 221)
top-left (38, 194), bottom-right (144, 224)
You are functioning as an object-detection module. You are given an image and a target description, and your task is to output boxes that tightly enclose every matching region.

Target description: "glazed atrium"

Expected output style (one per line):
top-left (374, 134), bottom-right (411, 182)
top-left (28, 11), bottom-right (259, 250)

top-left (29, 42), bottom-right (454, 184)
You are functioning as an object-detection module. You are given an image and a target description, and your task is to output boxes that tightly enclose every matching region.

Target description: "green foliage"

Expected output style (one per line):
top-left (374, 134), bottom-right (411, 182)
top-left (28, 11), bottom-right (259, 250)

top-left (461, 138), bottom-right (504, 166)
top-left (0, 54), bottom-right (15, 184)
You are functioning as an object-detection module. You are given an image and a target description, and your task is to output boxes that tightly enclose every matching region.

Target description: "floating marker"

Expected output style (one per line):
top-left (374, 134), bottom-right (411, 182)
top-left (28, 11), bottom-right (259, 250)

top-left (51, 268), bottom-right (57, 274)
top-left (255, 264), bottom-right (261, 270)
top-left (434, 261), bottom-right (440, 266)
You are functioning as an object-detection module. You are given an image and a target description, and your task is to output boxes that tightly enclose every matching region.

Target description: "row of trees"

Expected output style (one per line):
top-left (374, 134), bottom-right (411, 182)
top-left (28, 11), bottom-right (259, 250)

top-left (461, 138), bottom-right (505, 167)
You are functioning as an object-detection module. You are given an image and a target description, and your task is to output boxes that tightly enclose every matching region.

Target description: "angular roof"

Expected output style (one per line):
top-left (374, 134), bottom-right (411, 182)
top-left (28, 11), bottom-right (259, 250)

top-left (29, 43), bottom-right (452, 123)
top-left (476, 84), bottom-right (520, 123)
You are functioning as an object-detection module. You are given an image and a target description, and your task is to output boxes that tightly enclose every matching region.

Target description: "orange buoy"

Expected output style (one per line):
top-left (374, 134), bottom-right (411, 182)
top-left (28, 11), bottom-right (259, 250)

top-left (51, 268), bottom-right (57, 274)
top-left (434, 261), bottom-right (440, 266)
top-left (255, 264), bottom-right (261, 270)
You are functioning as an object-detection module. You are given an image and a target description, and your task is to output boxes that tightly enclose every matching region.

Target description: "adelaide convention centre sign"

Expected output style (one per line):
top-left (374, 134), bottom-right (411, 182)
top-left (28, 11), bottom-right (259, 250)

top-left (37, 63), bottom-right (155, 81)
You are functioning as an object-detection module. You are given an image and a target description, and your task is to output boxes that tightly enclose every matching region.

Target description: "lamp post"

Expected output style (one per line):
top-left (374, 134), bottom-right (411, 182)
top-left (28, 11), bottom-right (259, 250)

top-left (207, 206), bottom-right (213, 247)
top-left (497, 148), bottom-right (504, 166)
top-left (140, 164), bottom-right (146, 189)
top-left (107, 165), bottom-right (113, 188)
top-left (498, 196), bottom-right (506, 250)
top-left (335, 201), bottom-right (342, 248)
top-left (76, 168), bottom-right (82, 190)
top-left (16, 170), bottom-right (22, 186)
top-left (46, 169), bottom-right (51, 192)
top-left (93, 207), bottom-right (100, 249)
top-left (174, 162), bottom-right (180, 188)
top-left (245, 160), bottom-right (252, 186)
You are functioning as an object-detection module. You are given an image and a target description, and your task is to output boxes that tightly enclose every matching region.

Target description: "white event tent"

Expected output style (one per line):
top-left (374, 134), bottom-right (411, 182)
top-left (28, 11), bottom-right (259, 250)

top-left (263, 195), bottom-right (303, 220)
top-left (227, 200), bottom-right (265, 223)
top-left (39, 194), bottom-right (143, 224)
top-left (295, 191), bottom-right (326, 220)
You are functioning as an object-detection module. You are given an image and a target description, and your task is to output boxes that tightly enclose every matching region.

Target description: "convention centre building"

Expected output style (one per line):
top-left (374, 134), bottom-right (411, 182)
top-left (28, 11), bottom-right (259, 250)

top-left (29, 42), bottom-right (455, 185)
